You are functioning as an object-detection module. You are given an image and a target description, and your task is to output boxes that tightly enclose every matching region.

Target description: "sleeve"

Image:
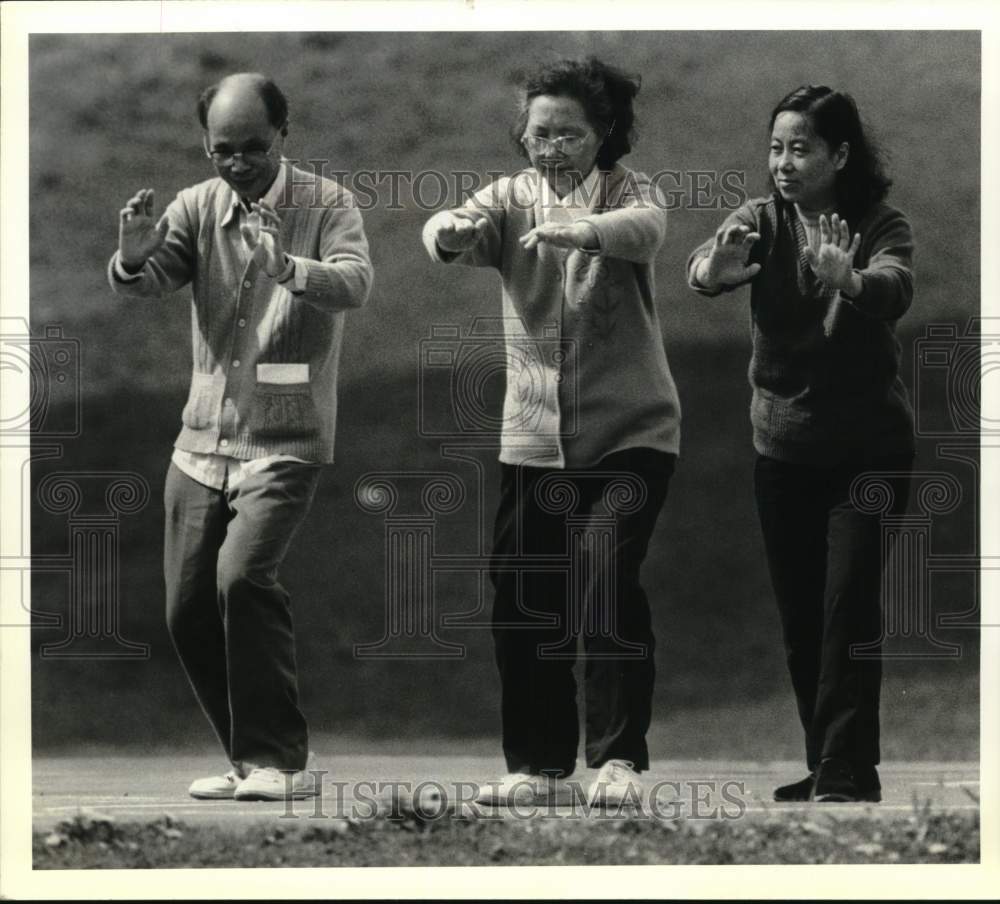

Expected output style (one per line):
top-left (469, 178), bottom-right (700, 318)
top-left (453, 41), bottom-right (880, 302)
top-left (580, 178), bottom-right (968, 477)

top-left (576, 172), bottom-right (667, 264)
top-left (841, 207), bottom-right (914, 321)
top-left (685, 203), bottom-right (762, 298)
top-left (287, 186), bottom-right (373, 313)
top-left (106, 189), bottom-right (197, 299)
top-left (421, 177), bottom-right (509, 270)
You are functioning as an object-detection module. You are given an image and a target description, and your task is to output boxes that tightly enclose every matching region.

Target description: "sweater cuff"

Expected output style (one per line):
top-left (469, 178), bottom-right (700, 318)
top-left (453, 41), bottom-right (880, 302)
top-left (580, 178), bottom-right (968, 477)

top-left (579, 222), bottom-right (602, 254)
top-left (112, 252), bottom-right (145, 282)
top-left (277, 254), bottom-right (306, 294)
top-left (839, 269), bottom-right (865, 301)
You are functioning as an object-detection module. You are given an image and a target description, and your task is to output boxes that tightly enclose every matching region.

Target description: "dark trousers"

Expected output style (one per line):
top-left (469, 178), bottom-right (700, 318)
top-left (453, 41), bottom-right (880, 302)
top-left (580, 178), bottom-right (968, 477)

top-left (489, 447), bottom-right (675, 777)
top-left (163, 459), bottom-right (320, 771)
top-left (753, 454), bottom-right (913, 776)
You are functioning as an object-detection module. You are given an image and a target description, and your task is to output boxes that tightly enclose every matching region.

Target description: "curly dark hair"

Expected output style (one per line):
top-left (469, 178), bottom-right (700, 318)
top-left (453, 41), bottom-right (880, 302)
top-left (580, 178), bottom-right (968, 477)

top-left (769, 85), bottom-right (892, 219)
top-left (197, 73), bottom-right (289, 136)
top-left (510, 57), bottom-right (641, 170)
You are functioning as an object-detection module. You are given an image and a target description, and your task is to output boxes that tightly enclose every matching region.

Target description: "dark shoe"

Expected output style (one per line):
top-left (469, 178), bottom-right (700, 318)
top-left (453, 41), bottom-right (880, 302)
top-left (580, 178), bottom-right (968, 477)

top-left (812, 758), bottom-right (881, 803)
top-left (773, 773), bottom-right (815, 802)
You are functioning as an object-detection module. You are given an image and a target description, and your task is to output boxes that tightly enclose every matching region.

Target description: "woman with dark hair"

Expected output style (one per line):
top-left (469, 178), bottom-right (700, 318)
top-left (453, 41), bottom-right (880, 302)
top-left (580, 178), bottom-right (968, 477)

top-left (422, 57), bottom-right (681, 808)
top-left (687, 86), bottom-right (915, 803)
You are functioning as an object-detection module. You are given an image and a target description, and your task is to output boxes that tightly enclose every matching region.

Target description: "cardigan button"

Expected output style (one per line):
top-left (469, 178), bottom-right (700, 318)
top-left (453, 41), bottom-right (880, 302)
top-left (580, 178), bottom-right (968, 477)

top-left (243, 280), bottom-right (252, 289)
top-left (237, 318), bottom-right (247, 327)
top-left (232, 359), bottom-right (241, 368)
top-left (220, 439), bottom-right (229, 448)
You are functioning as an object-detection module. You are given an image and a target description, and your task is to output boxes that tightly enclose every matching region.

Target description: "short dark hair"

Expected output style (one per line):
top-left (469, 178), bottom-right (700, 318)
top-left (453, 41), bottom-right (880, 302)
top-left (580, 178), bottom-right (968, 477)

top-left (197, 73), bottom-right (289, 135)
top-left (511, 57), bottom-right (641, 170)
top-left (769, 85), bottom-right (892, 218)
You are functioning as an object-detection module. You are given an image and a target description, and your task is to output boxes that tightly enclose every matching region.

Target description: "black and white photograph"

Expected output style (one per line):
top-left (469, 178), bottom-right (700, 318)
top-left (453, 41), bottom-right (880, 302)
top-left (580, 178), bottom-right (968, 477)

top-left (1, 0), bottom-right (997, 898)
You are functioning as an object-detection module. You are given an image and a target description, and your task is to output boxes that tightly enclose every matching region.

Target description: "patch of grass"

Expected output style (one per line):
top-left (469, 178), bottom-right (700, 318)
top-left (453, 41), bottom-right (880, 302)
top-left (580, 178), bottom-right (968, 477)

top-left (29, 346), bottom-right (980, 759)
top-left (25, 31), bottom-right (981, 757)
top-left (28, 32), bottom-right (979, 397)
top-left (34, 802), bottom-right (979, 868)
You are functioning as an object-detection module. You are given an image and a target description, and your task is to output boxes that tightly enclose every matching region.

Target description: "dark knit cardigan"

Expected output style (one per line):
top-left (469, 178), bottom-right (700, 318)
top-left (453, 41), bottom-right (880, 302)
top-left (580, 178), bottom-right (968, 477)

top-left (687, 195), bottom-right (916, 466)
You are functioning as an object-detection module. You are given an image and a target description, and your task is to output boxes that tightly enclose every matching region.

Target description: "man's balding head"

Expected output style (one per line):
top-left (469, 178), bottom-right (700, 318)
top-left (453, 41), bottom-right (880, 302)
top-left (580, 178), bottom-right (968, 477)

top-left (197, 73), bottom-right (288, 134)
top-left (199, 73), bottom-right (288, 202)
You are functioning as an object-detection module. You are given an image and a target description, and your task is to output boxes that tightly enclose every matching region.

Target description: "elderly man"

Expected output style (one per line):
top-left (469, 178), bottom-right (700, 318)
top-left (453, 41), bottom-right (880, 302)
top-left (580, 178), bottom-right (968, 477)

top-left (108, 73), bottom-right (371, 801)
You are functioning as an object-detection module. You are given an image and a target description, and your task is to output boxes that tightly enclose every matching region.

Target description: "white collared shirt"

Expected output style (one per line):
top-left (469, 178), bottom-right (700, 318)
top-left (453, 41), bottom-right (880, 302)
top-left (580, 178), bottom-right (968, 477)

top-left (536, 166), bottom-right (601, 226)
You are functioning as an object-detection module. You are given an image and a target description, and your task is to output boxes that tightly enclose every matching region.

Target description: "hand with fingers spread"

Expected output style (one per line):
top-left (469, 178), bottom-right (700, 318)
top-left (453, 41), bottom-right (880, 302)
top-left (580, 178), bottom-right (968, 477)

top-left (697, 223), bottom-right (762, 290)
top-left (241, 201), bottom-right (286, 277)
top-left (804, 213), bottom-right (862, 293)
top-left (519, 221), bottom-right (599, 253)
top-left (119, 188), bottom-right (169, 272)
top-left (433, 210), bottom-right (490, 254)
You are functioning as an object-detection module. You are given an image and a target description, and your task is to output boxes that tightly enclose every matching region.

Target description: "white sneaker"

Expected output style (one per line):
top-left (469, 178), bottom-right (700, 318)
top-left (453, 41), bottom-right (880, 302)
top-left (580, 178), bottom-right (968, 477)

top-left (474, 772), bottom-right (574, 807)
top-left (233, 752), bottom-right (320, 801)
top-left (588, 759), bottom-right (644, 809)
top-left (188, 767), bottom-right (247, 800)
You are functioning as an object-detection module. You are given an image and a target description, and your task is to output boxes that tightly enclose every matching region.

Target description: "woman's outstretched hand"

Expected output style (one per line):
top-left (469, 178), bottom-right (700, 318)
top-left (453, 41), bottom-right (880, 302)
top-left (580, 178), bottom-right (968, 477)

top-left (519, 221), bottom-right (599, 252)
top-left (435, 210), bottom-right (490, 254)
top-left (804, 213), bottom-right (861, 292)
top-left (697, 223), bottom-right (761, 290)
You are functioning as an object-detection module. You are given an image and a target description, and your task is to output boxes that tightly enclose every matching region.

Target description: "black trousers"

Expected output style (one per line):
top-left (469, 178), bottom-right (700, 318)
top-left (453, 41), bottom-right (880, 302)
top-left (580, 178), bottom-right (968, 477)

top-left (753, 453), bottom-right (913, 776)
top-left (489, 447), bottom-right (675, 777)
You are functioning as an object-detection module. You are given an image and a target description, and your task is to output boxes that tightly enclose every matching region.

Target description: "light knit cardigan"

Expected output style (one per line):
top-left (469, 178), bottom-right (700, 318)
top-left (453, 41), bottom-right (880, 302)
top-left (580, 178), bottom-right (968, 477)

top-left (423, 164), bottom-right (681, 469)
top-left (108, 165), bottom-right (372, 463)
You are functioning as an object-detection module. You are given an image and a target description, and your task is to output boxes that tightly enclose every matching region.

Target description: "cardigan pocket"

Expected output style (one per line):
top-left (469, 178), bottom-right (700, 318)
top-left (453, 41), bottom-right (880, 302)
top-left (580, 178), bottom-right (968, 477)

top-left (247, 369), bottom-right (320, 438)
top-left (180, 372), bottom-right (222, 430)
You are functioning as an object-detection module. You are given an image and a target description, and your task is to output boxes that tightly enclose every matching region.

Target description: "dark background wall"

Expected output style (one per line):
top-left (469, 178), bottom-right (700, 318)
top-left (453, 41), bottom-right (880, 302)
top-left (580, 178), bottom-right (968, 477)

top-left (28, 31), bottom-right (980, 760)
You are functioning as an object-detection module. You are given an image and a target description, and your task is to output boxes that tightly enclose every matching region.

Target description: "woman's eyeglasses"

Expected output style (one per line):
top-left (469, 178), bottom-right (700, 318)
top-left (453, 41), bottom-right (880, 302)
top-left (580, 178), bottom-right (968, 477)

top-left (521, 120), bottom-right (615, 156)
top-left (520, 133), bottom-right (590, 155)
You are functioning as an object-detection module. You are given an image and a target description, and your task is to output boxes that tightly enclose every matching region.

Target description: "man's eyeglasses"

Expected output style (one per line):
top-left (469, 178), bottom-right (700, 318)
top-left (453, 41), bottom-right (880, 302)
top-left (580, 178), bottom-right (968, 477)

top-left (204, 130), bottom-right (283, 167)
top-left (520, 133), bottom-right (590, 155)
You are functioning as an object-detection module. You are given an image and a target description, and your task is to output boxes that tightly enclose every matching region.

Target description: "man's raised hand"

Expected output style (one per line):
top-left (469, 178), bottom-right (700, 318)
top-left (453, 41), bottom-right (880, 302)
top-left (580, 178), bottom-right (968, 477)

top-left (241, 201), bottom-right (286, 277)
top-left (118, 189), bottom-right (169, 272)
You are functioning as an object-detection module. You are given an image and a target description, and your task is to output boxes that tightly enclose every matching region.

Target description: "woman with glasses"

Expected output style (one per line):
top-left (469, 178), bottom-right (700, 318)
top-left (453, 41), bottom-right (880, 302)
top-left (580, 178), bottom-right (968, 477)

top-left (422, 57), bottom-right (681, 808)
top-left (687, 86), bottom-right (915, 803)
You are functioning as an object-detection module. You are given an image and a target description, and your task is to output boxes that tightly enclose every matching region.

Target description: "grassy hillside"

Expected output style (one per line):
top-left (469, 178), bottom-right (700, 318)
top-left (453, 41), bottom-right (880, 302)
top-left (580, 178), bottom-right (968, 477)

top-left (29, 31), bottom-right (979, 395)
top-left (29, 343), bottom-right (980, 758)
top-left (26, 31), bottom-right (981, 756)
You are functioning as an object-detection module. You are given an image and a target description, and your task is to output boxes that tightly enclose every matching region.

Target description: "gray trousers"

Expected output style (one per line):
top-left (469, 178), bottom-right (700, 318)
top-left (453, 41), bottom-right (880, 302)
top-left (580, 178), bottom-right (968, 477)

top-left (163, 459), bottom-right (320, 771)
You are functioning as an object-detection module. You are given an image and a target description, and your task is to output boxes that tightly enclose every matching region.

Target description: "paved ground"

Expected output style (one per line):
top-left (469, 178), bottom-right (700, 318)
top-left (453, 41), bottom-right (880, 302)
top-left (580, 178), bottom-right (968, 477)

top-left (32, 755), bottom-right (979, 828)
